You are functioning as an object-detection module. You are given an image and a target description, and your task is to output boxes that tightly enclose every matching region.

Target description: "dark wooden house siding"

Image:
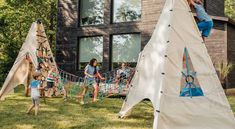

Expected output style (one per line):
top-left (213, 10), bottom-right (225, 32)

top-left (227, 23), bottom-right (235, 88)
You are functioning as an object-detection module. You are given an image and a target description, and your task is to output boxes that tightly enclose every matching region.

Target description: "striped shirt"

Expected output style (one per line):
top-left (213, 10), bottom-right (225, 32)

top-left (47, 70), bottom-right (57, 82)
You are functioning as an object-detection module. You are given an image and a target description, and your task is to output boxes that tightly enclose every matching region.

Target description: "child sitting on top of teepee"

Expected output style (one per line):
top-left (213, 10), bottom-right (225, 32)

top-left (26, 72), bottom-right (44, 116)
top-left (188, 0), bottom-right (213, 41)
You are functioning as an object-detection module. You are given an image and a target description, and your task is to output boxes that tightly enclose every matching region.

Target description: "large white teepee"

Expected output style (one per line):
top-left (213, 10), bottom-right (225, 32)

top-left (0, 21), bottom-right (58, 100)
top-left (119, 0), bottom-right (235, 129)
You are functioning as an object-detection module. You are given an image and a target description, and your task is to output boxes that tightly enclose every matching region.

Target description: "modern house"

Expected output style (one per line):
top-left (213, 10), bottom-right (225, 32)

top-left (56, 0), bottom-right (235, 88)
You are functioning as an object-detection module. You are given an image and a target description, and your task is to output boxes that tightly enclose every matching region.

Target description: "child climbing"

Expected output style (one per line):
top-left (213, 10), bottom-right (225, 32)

top-left (36, 50), bottom-right (47, 71)
top-left (26, 72), bottom-right (43, 116)
top-left (188, 0), bottom-right (213, 41)
top-left (80, 58), bottom-right (105, 104)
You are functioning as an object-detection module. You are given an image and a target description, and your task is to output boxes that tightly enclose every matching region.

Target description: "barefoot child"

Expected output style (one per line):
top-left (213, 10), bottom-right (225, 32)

top-left (188, 0), bottom-right (213, 41)
top-left (26, 72), bottom-right (43, 115)
top-left (80, 58), bottom-right (104, 104)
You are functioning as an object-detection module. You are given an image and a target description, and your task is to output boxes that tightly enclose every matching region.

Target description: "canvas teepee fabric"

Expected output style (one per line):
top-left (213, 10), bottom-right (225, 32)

top-left (0, 21), bottom-right (59, 100)
top-left (118, 0), bottom-right (235, 129)
top-left (0, 23), bottom-right (38, 100)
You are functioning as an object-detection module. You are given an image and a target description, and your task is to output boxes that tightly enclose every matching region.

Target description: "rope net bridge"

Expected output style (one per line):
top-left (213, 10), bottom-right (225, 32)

top-left (56, 67), bottom-right (135, 103)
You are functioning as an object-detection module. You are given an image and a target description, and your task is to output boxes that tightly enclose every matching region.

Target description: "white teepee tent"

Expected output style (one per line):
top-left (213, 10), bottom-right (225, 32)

top-left (0, 21), bottom-right (58, 100)
top-left (118, 0), bottom-right (235, 129)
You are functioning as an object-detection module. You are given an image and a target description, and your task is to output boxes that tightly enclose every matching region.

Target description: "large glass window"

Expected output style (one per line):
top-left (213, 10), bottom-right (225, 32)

top-left (112, 34), bottom-right (141, 69)
top-left (79, 36), bottom-right (103, 69)
top-left (113, 0), bottom-right (141, 23)
top-left (80, 0), bottom-right (104, 26)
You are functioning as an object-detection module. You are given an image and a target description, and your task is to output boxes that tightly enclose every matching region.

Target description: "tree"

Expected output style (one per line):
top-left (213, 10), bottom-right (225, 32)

top-left (225, 0), bottom-right (235, 20)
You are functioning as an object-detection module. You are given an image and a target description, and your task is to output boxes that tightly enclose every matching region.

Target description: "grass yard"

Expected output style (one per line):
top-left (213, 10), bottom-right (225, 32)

top-left (0, 92), bottom-right (154, 129)
top-left (0, 88), bottom-right (234, 129)
top-left (228, 96), bottom-right (235, 116)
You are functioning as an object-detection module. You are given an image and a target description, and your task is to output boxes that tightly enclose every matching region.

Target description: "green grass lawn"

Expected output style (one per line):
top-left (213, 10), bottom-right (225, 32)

top-left (228, 96), bottom-right (235, 116)
top-left (0, 92), bottom-right (154, 129)
top-left (0, 89), bottom-right (234, 129)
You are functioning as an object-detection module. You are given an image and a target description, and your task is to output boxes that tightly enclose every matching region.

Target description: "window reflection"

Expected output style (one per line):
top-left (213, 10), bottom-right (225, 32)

top-left (80, 0), bottom-right (104, 26)
top-left (113, 0), bottom-right (141, 23)
top-left (79, 36), bottom-right (103, 69)
top-left (112, 34), bottom-right (141, 69)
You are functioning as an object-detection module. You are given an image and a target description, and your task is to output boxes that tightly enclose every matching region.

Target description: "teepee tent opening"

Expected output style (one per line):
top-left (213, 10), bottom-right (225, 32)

top-left (118, 0), bottom-right (235, 128)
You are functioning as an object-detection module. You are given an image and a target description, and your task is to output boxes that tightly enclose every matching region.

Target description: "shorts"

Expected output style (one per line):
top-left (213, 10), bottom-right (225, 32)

top-left (47, 81), bottom-right (54, 88)
top-left (84, 78), bottom-right (96, 87)
top-left (197, 20), bottom-right (213, 37)
top-left (32, 96), bottom-right (40, 105)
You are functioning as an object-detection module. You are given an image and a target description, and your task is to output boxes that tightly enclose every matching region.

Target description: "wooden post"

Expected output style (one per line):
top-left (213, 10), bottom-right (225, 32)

top-left (25, 61), bottom-right (33, 97)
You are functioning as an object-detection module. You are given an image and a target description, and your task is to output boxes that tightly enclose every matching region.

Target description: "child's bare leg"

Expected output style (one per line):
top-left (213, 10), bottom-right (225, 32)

top-left (27, 104), bottom-right (35, 114)
top-left (80, 88), bottom-right (85, 102)
top-left (35, 104), bottom-right (39, 116)
top-left (115, 79), bottom-right (120, 88)
top-left (63, 89), bottom-right (67, 99)
top-left (96, 84), bottom-right (100, 99)
top-left (126, 80), bottom-right (129, 88)
top-left (52, 86), bottom-right (57, 96)
top-left (47, 88), bottom-right (51, 97)
top-left (93, 84), bottom-right (98, 102)
top-left (202, 36), bottom-right (205, 42)
top-left (80, 87), bottom-right (88, 104)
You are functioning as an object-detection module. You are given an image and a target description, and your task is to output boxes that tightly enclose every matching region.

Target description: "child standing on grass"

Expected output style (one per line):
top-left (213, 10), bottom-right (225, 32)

top-left (188, 0), bottom-right (213, 41)
top-left (80, 58), bottom-right (105, 104)
top-left (26, 72), bottom-right (43, 116)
